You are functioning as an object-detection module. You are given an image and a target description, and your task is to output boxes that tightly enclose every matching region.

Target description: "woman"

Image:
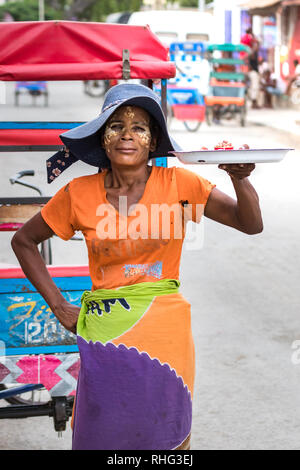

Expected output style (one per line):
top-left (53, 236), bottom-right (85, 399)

top-left (11, 83), bottom-right (263, 450)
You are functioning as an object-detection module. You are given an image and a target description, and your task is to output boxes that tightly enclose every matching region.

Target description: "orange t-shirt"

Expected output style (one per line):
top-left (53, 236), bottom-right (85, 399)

top-left (41, 166), bottom-right (215, 290)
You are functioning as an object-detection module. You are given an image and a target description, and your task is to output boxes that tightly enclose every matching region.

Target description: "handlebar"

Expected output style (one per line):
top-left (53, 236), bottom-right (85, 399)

top-left (9, 170), bottom-right (35, 184)
top-left (9, 170), bottom-right (43, 196)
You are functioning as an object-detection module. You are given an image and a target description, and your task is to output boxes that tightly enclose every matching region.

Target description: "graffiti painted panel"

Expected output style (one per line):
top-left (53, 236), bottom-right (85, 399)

top-left (0, 275), bottom-right (91, 353)
top-left (0, 353), bottom-right (80, 396)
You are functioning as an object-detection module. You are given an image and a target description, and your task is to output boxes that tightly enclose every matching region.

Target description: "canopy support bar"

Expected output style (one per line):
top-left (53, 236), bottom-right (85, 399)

top-left (122, 49), bottom-right (130, 80)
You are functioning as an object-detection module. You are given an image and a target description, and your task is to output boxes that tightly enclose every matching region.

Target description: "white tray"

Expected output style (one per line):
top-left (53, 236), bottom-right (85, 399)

top-left (169, 148), bottom-right (293, 164)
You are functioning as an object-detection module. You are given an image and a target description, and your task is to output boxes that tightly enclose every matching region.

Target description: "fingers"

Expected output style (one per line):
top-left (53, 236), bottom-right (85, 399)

top-left (218, 163), bottom-right (256, 179)
top-left (219, 163), bottom-right (255, 171)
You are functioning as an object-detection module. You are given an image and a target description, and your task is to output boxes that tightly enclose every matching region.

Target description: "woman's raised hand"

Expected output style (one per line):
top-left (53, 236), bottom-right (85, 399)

top-left (218, 143), bottom-right (255, 180)
top-left (52, 299), bottom-right (81, 334)
top-left (218, 162), bottom-right (256, 180)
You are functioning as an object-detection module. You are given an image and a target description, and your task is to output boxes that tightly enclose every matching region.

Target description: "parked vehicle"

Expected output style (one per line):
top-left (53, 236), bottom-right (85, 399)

top-left (15, 81), bottom-right (48, 107)
top-left (155, 42), bottom-right (208, 132)
top-left (127, 9), bottom-right (216, 47)
top-left (204, 43), bottom-right (250, 127)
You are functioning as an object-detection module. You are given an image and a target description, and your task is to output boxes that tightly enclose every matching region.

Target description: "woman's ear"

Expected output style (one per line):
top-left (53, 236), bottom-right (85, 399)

top-left (149, 135), bottom-right (157, 153)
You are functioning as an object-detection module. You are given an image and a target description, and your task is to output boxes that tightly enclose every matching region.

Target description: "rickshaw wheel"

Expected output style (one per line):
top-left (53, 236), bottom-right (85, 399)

top-left (85, 80), bottom-right (109, 97)
top-left (183, 121), bottom-right (202, 132)
top-left (240, 104), bottom-right (246, 127)
top-left (205, 107), bottom-right (213, 126)
top-left (15, 91), bottom-right (20, 107)
top-left (0, 384), bottom-right (51, 406)
top-left (291, 88), bottom-right (300, 106)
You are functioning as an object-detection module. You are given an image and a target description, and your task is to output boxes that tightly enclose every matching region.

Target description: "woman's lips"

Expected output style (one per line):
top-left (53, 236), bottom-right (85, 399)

top-left (116, 147), bottom-right (136, 153)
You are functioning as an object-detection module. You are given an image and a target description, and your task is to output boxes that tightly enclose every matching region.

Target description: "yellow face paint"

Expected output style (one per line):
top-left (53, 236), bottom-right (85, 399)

top-left (124, 106), bottom-right (135, 119)
top-left (103, 126), bottom-right (118, 147)
top-left (102, 105), bottom-right (155, 156)
top-left (136, 127), bottom-right (151, 146)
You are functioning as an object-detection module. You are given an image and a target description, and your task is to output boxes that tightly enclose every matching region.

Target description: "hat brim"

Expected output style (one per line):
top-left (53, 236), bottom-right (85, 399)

top-left (60, 95), bottom-right (181, 168)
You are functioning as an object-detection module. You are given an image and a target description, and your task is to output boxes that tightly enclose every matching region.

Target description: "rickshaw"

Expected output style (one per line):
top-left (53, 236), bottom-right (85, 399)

top-left (0, 20), bottom-right (175, 434)
top-left (204, 43), bottom-right (250, 127)
top-left (15, 81), bottom-right (49, 107)
top-left (155, 42), bottom-right (208, 132)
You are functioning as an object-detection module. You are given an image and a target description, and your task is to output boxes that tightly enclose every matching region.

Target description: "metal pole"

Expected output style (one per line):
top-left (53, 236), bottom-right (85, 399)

top-left (161, 79), bottom-right (167, 119)
top-left (198, 0), bottom-right (205, 12)
top-left (39, 0), bottom-right (45, 21)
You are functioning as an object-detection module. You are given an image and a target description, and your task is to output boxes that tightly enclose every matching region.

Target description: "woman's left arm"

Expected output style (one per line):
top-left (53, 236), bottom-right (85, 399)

top-left (204, 163), bottom-right (263, 235)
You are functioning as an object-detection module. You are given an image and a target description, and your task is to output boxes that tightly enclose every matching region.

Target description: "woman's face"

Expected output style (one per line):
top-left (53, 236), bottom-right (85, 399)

top-left (102, 105), bottom-right (157, 168)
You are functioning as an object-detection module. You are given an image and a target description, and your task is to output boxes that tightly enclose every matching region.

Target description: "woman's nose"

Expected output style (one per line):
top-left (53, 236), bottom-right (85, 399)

top-left (121, 127), bottom-right (133, 139)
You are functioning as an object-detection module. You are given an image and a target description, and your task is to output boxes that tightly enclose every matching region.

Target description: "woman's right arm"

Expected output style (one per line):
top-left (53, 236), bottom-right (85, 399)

top-left (11, 212), bottom-right (80, 333)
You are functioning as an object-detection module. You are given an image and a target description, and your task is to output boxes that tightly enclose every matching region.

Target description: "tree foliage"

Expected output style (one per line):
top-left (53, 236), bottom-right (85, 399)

top-left (0, 0), bottom-right (61, 21)
top-left (0, 0), bottom-right (143, 22)
top-left (176, 0), bottom-right (212, 7)
top-left (87, 0), bottom-right (143, 22)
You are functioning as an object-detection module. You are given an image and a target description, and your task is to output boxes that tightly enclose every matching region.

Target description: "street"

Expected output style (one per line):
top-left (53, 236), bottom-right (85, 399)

top-left (0, 80), bottom-right (300, 450)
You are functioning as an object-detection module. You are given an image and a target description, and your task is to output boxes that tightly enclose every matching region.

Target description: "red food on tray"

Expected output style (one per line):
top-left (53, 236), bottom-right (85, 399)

top-left (214, 140), bottom-right (234, 150)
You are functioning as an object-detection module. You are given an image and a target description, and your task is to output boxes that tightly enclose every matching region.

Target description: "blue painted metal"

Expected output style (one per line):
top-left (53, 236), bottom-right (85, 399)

top-left (153, 157), bottom-right (168, 168)
top-left (0, 122), bottom-right (85, 130)
top-left (0, 383), bottom-right (44, 400)
top-left (169, 42), bottom-right (205, 62)
top-left (225, 11), bottom-right (232, 44)
top-left (167, 87), bottom-right (205, 106)
top-left (16, 81), bottom-right (47, 91)
top-left (0, 275), bottom-right (91, 294)
top-left (5, 345), bottom-right (79, 356)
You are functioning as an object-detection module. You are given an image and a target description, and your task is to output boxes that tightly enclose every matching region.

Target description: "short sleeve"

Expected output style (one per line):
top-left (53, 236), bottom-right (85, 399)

top-left (175, 167), bottom-right (216, 223)
top-left (41, 182), bottom-right (77, 240)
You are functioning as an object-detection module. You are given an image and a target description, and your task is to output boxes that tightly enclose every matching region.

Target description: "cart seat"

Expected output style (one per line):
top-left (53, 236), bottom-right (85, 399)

top-left (205, 96), bottom-right (245, 106)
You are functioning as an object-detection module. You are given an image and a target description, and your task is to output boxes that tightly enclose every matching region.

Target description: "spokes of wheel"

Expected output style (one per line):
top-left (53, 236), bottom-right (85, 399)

top-left (183, 120), bottom-right (202, 132)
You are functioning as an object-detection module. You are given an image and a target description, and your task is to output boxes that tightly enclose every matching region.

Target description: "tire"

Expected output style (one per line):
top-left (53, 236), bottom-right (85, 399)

top-left (291, 88), bottom-right (300, 106)
top-left (183, 120), bottom-right (202, 132)
top-left (15, 91), bottom-right (19, 107)
top-left (85, 80), bottom-right (109, 97)
top-left (240, 105), bottom-right (246, 127)
top-left (205, 107), bottom-right (213, 126)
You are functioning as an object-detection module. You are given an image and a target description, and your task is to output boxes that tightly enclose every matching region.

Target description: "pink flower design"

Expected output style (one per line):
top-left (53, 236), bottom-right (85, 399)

top-left (64, 146), bottom-right (70, 158)
top-left (52, 168), bottom-right (61, 177)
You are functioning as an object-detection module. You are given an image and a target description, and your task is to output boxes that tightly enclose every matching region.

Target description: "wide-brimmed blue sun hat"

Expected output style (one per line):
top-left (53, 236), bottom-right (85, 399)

top-left (46, 83), bottom-right (180, 183)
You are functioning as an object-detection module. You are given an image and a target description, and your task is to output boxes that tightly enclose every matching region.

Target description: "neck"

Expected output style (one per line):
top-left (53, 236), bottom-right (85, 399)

top-left (105, 164), bottom-right (152, 189)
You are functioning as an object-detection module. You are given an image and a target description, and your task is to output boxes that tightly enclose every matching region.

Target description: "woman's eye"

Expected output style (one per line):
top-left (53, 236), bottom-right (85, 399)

top-left (110, 124), bottom-right (123, 131)
top-left (133, 126), bottom-right (146, 132)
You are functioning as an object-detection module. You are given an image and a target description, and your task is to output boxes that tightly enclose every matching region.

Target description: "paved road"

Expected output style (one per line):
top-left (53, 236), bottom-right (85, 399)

top-left (0, 81), bottom-right (300, 450)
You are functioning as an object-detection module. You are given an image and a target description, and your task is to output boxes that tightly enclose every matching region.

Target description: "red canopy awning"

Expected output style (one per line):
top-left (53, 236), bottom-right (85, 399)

top-left (241, 0), bottom-right (282, 15)
top-left (0, 21), bottom-right (176, 81)
top-left (282, 0), bottom-right (300, 5)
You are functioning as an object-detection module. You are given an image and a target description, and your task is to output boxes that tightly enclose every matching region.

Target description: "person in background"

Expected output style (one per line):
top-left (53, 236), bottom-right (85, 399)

top-left (241, 27), bottom-right (256, 49)
top-left (261, 68), bottom-right (287, 108)
top-left (248, 41), bottom-right (261, 109)
top-left (293, 59), bottom-right (300, 76)
top-left (286, 59), bottom-right (300, 96)
top-left (241, 27), bottom-right (261, 109)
